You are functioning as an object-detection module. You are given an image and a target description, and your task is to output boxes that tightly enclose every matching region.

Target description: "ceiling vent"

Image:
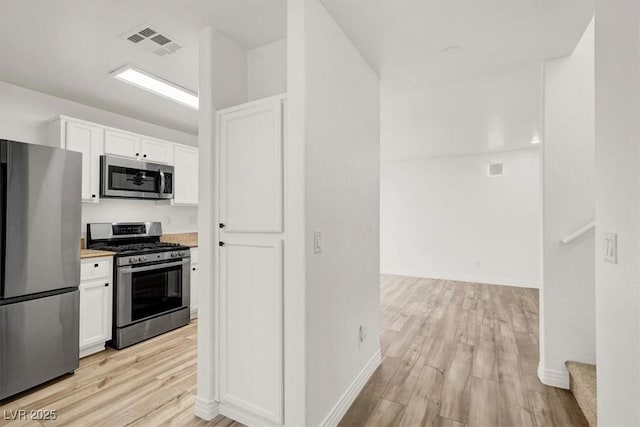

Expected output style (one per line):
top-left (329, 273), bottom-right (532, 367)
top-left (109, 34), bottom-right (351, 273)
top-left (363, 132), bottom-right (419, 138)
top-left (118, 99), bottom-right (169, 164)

top-left (487, 162), bottom-right (504, 177)
top-left (122, 25), bottom-right (183, 56)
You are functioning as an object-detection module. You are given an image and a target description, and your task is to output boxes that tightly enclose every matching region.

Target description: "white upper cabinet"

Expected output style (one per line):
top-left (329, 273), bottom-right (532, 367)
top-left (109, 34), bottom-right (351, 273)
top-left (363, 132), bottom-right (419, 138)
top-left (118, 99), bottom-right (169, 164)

top-left (48, 115), bottom-right (198, 204)
top-left (50, 118), bottom-right (104, 203)
top-left (173, 145), bottom-right (199, 205)
top-left (104, 129), bottom-right (141, 160)
top-left (219, 98), bottom-right (283, 232)
top-left (105, 132), bottom-right (173, 164)
top-left (141, 138), bottom-right (173, 164)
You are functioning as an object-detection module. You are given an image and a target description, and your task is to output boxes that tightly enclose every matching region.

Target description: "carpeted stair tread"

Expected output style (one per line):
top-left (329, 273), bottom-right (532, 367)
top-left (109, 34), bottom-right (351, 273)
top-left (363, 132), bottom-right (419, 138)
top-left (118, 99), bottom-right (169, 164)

top-left (566, 361), bottom-right (597, 426)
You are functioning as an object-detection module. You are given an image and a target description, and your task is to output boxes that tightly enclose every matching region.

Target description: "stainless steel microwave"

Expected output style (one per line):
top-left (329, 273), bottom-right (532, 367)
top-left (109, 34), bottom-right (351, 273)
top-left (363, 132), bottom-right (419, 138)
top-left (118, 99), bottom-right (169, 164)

top-left (100, 155), bottom-right (174, 200)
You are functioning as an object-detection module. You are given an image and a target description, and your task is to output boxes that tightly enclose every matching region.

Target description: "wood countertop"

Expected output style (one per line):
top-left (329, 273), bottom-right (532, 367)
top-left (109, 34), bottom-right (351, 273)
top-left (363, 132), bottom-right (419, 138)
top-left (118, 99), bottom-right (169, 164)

top-left (80, 249), bottom-right (116, 259)
top-left (160, 232), bottom-right (198, 248)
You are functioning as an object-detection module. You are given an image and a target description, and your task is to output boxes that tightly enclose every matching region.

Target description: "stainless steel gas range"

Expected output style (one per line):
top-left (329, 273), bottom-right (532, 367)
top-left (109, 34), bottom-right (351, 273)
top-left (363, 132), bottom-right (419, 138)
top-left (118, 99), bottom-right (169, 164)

top-left (87, 222), bottom-right (190, 349)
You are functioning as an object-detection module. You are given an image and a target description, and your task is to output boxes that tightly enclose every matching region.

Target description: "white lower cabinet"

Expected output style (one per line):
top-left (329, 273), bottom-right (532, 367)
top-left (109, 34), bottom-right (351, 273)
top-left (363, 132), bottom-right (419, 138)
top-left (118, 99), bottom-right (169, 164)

top-left (190, 248), bottom-right (199, 319)
top-left (219, 239), bottom-right (283, 424)
top-left (79, 257), bottom-right (113, 358)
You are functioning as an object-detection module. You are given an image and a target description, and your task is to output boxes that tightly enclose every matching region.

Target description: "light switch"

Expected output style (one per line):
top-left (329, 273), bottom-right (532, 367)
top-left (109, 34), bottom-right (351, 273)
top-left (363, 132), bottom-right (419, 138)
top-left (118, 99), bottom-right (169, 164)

top-left (604, 232), bottom-right (617, 264)
top-left (314, 231), bottom-right (322, 254)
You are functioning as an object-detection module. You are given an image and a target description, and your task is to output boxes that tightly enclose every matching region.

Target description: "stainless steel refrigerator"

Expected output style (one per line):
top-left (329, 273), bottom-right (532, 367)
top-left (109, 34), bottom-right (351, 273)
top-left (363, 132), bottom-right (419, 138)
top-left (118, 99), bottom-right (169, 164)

top-left (0, 140), bottom-right (82, 400)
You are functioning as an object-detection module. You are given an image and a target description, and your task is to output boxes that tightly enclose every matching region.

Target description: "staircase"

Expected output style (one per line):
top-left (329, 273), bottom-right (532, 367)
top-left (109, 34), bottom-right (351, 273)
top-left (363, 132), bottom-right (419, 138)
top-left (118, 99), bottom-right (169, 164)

top-left (566, 361), bottom-right (597, 426)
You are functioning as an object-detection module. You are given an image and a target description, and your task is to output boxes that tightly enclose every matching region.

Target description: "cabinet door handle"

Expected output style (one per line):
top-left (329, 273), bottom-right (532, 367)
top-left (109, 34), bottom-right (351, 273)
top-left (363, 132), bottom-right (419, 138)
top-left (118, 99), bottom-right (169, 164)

top-left (94, 263), bottom-right (99, 268)
top-left (104, 283), bottom-right (109, 287)
top-left (136, 153), bottom-right (140, 157)
top-left (92, 194), bottom-right (96, 198)
top-left (219, 241), bottom-right (225, 247)
top-left (143, 154), bottom-right (147, 158)
top-left (192, 267), bottom-right (196, 271)
top-left (219, 223), bottom-right (225, 228)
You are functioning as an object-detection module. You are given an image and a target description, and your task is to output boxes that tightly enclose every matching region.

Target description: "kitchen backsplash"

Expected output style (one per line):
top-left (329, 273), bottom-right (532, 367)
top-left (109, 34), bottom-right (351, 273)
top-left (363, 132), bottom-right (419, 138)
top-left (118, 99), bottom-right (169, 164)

top-left (81, 198), bottom-right (198, 239)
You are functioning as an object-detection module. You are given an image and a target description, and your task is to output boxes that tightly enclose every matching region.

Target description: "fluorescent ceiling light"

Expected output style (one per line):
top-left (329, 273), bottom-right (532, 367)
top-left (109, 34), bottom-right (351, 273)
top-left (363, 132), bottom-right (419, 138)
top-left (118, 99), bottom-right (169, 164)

top-left (111, 65), bottom-right (198, 110)
top-left (531, 137), bottom-right (541, 144)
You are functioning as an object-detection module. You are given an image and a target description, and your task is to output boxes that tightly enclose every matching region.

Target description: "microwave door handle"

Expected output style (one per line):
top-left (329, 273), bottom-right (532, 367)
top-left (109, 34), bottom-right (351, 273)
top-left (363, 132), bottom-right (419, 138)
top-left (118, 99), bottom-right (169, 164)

top-left (158, 169), bottom-right (166, 194)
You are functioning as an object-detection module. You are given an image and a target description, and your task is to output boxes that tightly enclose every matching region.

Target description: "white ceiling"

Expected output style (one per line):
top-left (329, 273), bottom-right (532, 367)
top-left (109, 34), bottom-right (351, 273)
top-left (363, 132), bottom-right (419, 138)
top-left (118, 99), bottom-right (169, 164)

top-left (0, 0), bottom-right (286, 135)
top-left (322, 1), bottom-right (594, 88)
top-left (381, 63), bottom-right (543, 160)
top-left (322, 0), bottom-right (594, 158)
top-left (1, 0), bottom-right (593, 149)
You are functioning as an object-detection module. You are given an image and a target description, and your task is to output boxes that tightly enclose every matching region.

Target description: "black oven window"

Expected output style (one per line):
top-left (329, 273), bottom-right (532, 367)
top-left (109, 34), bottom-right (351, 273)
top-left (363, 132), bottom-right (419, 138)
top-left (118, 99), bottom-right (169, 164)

top-left (109, 165), bottom-right (159, 193)
top-left (131, 264), bottom-right (182, 321)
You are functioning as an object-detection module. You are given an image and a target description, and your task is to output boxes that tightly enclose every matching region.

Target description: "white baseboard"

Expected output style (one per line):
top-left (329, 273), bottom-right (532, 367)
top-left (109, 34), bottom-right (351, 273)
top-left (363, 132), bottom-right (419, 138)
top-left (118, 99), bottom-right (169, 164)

top-left (319, 349), bottom-right (382, 427)
top-left (220, 401), bottom-right (280, 427)
top-left (195, 396), bottom-right (220, 420)
top-left (79, 342), bottom-right (106, 359)
top-left (190, 308), bottom-right (198, 320)
top-left (538, 362), bottom-right (570, 389)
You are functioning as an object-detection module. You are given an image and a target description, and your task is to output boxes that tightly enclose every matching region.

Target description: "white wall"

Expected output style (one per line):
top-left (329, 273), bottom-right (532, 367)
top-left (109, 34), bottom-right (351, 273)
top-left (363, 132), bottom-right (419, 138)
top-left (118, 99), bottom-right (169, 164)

top-left (594, 3), bottom-right (640, 425)
top-left (81, 200), bottom-right (197, 236)
top-left (0, 81), bottom-right (199, 235)
top-left (247, 39), bottom-right (287, 101)
top-left (539, 19), bottom-right (595, 388)
top-left (381, 148), bottom-right (541, 287)
top-left (0, 81), bottom-right (197, 147)
top-left (285, 3), bottom-right (307, 424)
top-left (380, 63), bottom-right (542, 287)
top-left (196, 27), bottom-right (248, 420)
top-left (289, 0), bottom-right (382, 425)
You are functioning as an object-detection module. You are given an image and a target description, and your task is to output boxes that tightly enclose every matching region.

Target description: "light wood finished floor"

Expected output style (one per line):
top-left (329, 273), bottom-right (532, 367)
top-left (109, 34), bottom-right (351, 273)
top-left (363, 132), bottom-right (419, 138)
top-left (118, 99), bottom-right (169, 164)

top-left (339, 275), bottom-right (588, 427)
top-left (1, 276), bottom-right (587, 427)
top-left (0, 321), bottom-right (237, 427)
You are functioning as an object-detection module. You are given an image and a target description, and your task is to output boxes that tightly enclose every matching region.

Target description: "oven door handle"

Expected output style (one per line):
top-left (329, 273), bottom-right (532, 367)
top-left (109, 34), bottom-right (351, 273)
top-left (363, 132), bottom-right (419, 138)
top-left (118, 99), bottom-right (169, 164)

top-left (119, 259), bottom-right (188, 273)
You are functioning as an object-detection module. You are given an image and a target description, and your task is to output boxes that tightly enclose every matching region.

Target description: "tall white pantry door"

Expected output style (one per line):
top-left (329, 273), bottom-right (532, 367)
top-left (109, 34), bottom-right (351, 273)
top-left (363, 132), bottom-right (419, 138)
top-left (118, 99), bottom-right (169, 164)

top-left (217, 96), bottom-right (284, 425)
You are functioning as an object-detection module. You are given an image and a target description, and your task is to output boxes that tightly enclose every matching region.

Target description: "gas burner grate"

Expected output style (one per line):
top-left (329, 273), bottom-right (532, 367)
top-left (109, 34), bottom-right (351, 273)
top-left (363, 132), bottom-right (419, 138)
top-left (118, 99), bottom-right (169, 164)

top-left (95, 242), bottom-right (184, 254)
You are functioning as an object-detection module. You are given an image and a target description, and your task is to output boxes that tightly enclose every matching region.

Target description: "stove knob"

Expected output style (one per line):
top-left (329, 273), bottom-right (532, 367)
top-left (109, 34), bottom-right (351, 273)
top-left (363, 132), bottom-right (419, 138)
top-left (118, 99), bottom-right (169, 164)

top-left (129, 257), bottom-right (138, 263)
top-left (170, 252), bottom-right (176, 258)
top-left (140, 256), bottom-right (148, 262)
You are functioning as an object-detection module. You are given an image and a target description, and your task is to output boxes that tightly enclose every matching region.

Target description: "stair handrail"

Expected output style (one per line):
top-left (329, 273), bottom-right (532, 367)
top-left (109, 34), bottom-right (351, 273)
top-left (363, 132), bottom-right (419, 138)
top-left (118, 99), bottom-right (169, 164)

top-left (561, 220), bottom-right (596, 244)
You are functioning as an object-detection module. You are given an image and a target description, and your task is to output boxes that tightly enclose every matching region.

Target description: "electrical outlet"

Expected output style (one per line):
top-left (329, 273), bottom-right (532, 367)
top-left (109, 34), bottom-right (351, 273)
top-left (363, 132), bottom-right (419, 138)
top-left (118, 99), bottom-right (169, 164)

top-left (359, 324), bottom-right (367, 348)
top-left (473, 260), bottom-right (480, 268)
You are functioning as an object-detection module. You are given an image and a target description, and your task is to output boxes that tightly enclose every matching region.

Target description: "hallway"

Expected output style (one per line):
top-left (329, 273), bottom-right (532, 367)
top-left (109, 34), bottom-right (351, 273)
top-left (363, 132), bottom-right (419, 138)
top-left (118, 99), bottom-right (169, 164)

top-left (339, 275), bottom-right (588, 426)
